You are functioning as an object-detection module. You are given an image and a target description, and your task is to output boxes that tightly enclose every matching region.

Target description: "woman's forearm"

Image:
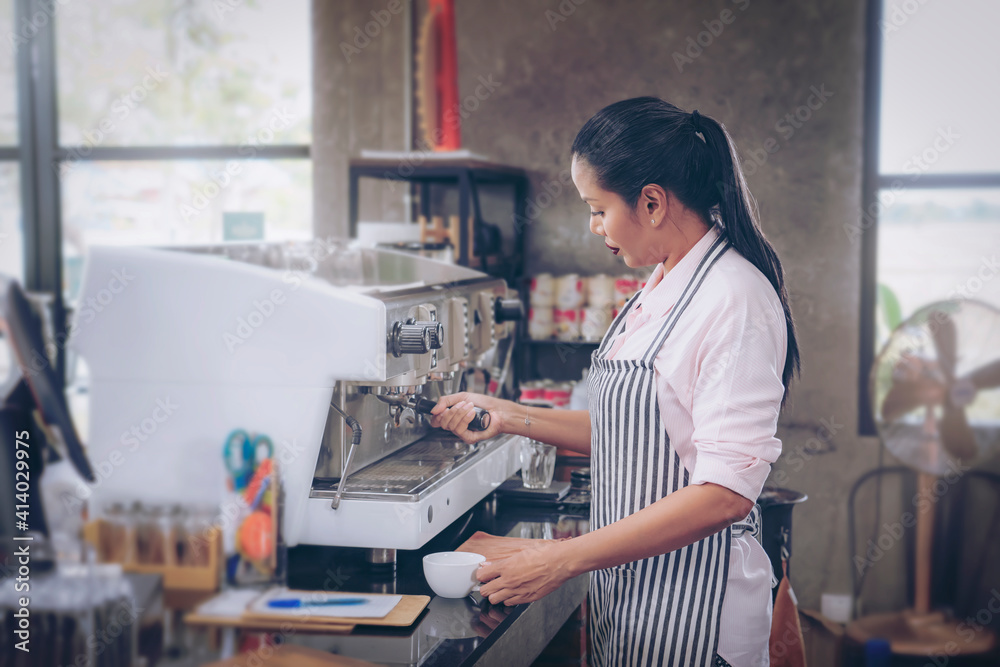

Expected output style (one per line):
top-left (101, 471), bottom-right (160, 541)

top-left (502, 404), bottom-right (592, 456)
top-left (558, 483), bottom-right (753, 575)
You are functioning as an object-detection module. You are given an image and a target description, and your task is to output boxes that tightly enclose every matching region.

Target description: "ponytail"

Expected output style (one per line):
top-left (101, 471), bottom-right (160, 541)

top-left (696, 113), bottom-right (801, 404)
top-left (572, 97), bottom-right (800, 403)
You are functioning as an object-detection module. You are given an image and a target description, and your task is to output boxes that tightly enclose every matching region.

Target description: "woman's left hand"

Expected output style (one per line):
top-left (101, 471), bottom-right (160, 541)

top-left (476, 540), bottom-right (575, 606)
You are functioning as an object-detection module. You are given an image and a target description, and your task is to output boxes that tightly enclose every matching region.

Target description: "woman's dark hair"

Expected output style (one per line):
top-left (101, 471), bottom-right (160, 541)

top-left (572, 96), bottom-right (800, 403)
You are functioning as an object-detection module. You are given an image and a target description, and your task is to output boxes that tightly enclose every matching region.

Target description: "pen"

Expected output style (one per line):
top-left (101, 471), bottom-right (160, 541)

top-left (267, 597), bottom-right (369, 609)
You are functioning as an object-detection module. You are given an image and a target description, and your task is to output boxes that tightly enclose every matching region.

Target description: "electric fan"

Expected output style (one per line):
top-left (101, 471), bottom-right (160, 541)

top-left (847, 299), bottom-right (1000, 654)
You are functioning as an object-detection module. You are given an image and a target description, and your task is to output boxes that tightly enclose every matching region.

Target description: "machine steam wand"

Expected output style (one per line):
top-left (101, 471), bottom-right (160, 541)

top-left (328, 401), bottom-right (362, 510)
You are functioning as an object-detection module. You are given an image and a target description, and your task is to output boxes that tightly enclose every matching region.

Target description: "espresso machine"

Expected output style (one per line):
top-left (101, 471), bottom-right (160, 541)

top-left (70, 240), bottom-right (524, 560)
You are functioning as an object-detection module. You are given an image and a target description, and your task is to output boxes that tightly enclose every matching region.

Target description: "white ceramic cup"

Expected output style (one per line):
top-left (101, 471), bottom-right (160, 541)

top-left (553, 308), bottom-right (580, 341)
top-left (528, 306), bottom-right (555, 339)
top-left (581, 306), bottom-right (612, 341)
top-left (555, 274), bottom-right (585, 309)
top-left (423, 551), bottom-right (486, 598)
top-left (587, 274), bottom-right (615, 307)
top-left (530, 273), bottom-right (555, 306)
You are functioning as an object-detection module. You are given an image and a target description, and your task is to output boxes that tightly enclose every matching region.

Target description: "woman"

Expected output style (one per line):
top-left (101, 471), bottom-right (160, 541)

top-left (430, 97), bottom-right (800, 667)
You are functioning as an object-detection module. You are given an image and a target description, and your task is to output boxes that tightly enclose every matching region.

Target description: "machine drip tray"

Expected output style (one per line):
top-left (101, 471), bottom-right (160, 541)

top-left (310, 435), bottom-right (505, 502)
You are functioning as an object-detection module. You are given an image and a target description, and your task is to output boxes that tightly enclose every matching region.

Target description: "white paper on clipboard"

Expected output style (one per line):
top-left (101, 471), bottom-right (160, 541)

top-left (193, 589), bottom-right (266, 618)
top-left (248, 587), bottom-right (402, 619)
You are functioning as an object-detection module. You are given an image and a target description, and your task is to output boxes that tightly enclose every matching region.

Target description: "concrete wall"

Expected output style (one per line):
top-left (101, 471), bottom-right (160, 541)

top-left (313, 0), bottom-right (896, 613)
top-left (312, 0), bottom-right (410, 235)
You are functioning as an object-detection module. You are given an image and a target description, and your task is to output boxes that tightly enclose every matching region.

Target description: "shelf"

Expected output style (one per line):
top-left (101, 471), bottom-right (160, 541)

top-left (524, 339), bottom-right (601, 346)
top-left (347, 158), bottom-right (529, 270)
top-left (349, 156), bottom-right (528, 182)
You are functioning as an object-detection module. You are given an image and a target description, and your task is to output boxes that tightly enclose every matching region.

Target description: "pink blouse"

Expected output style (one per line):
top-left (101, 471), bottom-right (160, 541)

top-left (604, 225), bottom-right (784, 666)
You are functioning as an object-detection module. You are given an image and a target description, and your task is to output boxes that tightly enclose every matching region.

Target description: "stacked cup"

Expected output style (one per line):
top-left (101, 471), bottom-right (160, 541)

top-left (554, 274), bottom-right (584, 341)
top-left (528, 272), bottom-right (644, 342)
top-left (528, 273), bottom-right (556, 340)
top-left (581, 274), bottom-right (614, 342)
top-left (519, 379), bottom-right (575, 410)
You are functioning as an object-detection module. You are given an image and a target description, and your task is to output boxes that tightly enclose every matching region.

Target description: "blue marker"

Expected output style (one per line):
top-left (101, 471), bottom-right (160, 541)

top-left (267, 597), bottom-right (369, 609)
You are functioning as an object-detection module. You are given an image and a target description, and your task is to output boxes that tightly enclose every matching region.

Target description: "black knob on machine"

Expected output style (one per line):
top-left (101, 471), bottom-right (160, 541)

top-left (390, 321), bottom-right (433, 356)
top-left (494, 297), bottom-right (524, 323)
top-left (412, 320), bottom-right (444, 349)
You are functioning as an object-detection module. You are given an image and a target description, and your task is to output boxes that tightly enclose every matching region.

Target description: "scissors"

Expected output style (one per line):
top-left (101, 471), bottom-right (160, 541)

top-left (223, 429), bottom-right (274, 492)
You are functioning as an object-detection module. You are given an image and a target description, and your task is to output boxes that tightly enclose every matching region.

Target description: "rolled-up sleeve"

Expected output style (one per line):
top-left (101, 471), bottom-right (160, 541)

top-left (679, 280), bottom-right (787, 501)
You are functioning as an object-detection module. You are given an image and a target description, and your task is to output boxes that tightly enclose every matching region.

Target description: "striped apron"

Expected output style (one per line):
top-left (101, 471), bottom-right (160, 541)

top-left (588, 236), bottom-right (748, 667)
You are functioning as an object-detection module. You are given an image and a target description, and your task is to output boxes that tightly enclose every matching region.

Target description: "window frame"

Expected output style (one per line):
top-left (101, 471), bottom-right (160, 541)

top-left (858, 0), bottom-right (1000, 435)
top-left (12, 0), bottom-right (310, 387)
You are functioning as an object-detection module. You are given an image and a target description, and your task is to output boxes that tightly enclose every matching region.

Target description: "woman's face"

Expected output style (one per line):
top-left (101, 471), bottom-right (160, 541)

top-left (571, 157), bottom-right (663, 268)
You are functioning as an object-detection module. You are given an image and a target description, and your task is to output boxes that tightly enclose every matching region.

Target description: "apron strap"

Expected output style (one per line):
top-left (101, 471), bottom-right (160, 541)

top-left (595, 286), bottom-right (642, 358)
top-left (640, 235), bottom-right (731, 364)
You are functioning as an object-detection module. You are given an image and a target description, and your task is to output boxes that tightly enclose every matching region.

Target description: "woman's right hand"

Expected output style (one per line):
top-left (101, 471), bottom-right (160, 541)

top-left (428, 392), bottom-right (511, 444)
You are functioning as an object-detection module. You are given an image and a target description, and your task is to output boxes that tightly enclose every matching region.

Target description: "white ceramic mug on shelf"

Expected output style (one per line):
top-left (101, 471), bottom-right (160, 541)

top-left (528, 306), bottom-right (555, 339)
top-left (554, 308), bottom-right (580, 341)
top-left (529, 273), bottom-right (555, 306)
top-left (587, 274), bottom-right (615, 307)
top-left (581, 306), bottom-right (612, 341)
top-left (555, 274), bottom-right (585, 309)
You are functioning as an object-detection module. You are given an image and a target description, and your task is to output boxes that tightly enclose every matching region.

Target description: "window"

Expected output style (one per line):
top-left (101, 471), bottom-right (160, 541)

top-left (56, 1), bottom-right (311, 148)
top-left (3, 0), bottom-right (311, 387)
top-left (0, 0), bottom-right (21, 283)
top-left (0, 164), bottom-right (19, 282)
top-left (859, 0), bottom-right (1000, 432)
top-left (53, 0), bottom-right (312, 299)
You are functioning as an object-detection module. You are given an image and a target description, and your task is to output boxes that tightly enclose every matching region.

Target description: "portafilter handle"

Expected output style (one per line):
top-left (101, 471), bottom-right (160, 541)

top-left (410, 397), bottom-right (491, 432)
